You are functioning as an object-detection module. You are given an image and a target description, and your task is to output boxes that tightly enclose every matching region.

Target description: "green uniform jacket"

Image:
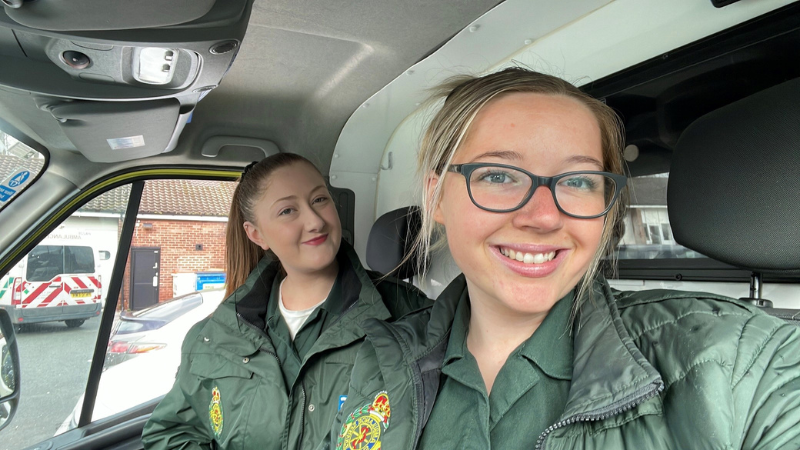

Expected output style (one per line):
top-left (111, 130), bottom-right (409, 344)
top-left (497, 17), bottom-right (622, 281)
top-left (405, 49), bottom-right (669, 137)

top-left (325, 275), bottom-right (800, 450)
top-left (141, 243), bottom-right (431, 450)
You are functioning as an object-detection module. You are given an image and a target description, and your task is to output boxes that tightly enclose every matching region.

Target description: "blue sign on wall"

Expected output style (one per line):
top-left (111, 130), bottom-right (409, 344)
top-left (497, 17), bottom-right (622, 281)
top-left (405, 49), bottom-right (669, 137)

top-left (196, 272), bottom-right (226, 291)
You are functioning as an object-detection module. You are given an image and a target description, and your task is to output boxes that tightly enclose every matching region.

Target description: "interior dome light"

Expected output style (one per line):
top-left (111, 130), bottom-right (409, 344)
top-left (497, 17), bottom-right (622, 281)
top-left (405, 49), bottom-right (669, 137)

top-left (134, 48), bottom-right (178, 85)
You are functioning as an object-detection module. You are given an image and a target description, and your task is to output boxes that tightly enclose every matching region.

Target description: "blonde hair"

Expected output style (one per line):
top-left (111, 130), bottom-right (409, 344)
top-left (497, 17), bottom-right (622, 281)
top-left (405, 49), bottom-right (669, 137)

top-left (413, 67), bottom-right (627, 306)
top-left (225, 153), bottom-right (322, 297)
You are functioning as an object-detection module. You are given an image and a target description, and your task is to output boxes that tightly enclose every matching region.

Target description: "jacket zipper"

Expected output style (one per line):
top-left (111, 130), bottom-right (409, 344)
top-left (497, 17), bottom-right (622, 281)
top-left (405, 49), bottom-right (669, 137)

top-left (534, 381), bottom-right (664, 450)
top-left (298, 380), bottom-right (307, 449)
top-left (236, 312), bottom-right (281, 361)
top-left (237, 312), bottom-right (313, 450)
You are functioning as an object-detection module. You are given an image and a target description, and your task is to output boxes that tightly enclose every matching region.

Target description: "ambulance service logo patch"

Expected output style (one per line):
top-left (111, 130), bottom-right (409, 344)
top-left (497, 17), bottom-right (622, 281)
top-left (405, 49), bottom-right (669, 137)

top-left (209, 386), bottom-right (223, 437)
top-left (337, 391), bottom-right (391, 450)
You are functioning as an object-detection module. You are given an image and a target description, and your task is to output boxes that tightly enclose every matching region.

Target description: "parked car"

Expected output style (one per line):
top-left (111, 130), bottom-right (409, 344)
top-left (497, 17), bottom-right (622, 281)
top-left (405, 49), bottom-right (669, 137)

top-left (58, 289), bottom-right (225, 434)
top-left (104, 289), bottom-right (225, 369)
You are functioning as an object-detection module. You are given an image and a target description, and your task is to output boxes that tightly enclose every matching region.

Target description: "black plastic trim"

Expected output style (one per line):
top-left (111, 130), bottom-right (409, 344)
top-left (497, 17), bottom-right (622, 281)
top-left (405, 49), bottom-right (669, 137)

top-left (582, 2), bottom-right (800, 100)
top-left (78, 181), bottom-right (143, 428)
top-left (614, 258), bottom-right (800, 283)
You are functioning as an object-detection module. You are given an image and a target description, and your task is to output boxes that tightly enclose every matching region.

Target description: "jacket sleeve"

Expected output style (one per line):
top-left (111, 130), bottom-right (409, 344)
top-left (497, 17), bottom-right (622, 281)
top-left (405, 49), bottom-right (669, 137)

top-left (141, 321), bottom-right (213, 450)
top-left (737, 315), bottom-right (800, 449)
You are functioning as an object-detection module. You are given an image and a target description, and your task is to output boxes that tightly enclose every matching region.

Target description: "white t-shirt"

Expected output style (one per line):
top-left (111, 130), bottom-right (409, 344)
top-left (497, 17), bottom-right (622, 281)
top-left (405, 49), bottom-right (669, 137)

top-left (278, 278), bottom-right (327, 340)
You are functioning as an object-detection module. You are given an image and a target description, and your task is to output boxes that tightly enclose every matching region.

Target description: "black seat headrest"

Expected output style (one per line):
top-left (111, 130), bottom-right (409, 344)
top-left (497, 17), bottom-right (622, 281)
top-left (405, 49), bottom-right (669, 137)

top-left (366, 206), bottom-right (424, 279)
top-left (668, 78), bottom-right (800, 275)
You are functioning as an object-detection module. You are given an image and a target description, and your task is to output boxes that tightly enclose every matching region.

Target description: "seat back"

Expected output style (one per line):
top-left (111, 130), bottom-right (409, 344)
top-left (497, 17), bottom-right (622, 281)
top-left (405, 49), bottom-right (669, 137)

top-left (668, 77), bottom-right (800, 321)
top-left (366, 206), bottom-right (424, 279)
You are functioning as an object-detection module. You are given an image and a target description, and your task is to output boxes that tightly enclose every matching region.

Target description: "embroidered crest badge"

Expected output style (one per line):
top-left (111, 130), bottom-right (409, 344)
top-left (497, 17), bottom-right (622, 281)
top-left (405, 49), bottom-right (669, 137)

top-left (209, 386), bottom-right (223, 437)
top-left (336, 391), bottom-right (391, 450)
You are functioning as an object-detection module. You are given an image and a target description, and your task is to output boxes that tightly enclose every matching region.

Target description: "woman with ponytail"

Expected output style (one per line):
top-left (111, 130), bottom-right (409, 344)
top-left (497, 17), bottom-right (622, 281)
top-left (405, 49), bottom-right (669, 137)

top-left (142, 153), bottom-right (430, 450)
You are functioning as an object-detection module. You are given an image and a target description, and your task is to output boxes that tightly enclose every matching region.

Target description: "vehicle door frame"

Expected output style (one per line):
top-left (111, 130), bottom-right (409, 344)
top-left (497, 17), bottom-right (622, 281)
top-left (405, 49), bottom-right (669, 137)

top-left (0, 168), bottom-right (240, 450)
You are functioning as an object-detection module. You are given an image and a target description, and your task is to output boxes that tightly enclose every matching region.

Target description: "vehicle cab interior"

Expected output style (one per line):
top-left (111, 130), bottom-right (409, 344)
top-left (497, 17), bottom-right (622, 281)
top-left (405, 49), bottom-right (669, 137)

top-left (0, 0), bottom-right (798, 449)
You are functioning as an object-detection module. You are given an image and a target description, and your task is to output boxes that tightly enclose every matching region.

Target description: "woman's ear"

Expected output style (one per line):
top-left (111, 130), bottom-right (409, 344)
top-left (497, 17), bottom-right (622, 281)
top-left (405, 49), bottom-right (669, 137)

top-left (243, 221), bottom-right (269, 251)
top-left (425, 172), bottom-right (445, 225)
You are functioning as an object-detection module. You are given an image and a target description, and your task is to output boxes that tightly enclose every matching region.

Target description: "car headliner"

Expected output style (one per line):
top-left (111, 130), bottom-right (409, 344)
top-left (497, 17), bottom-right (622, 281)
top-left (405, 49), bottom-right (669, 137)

top-left (0, 0), bottom-right (503, 181)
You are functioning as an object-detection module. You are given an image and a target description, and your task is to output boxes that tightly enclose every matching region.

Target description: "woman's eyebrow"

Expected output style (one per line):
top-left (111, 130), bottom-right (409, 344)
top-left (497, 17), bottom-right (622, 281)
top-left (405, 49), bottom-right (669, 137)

top-left (566, 155), bottom-right (603, 169)
top-left (271, 195), bottom-right (297, 207)
top-left (468, 150), bottom-right (522, 162)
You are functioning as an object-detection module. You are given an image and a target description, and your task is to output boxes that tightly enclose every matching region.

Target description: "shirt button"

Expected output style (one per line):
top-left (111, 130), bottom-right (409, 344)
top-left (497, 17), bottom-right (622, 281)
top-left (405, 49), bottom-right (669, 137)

top-left (242, 357), bottom-right (250, 364)
top-left (308, 404), bottom-right (315, 412)
top-left (203, 337), bottom-right (209, 342)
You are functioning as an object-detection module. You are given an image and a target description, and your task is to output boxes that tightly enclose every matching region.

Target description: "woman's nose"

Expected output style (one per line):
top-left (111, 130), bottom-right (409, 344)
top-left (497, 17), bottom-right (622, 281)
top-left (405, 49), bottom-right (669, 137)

top-left (511, 186), bottom-right (563, 231)
top-left (303, 206), bottom-right (326, 231)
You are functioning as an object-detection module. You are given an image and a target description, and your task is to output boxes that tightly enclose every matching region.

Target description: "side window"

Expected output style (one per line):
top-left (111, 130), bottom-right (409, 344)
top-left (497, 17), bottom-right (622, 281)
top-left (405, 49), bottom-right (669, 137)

top-left (616, 173), bottom-right (704, 260)
top-left (0, 184), bottom-right (131, 449)
top-left (0, 130), bottom-right (46, 212)
top-left (59, 178), bottom-right (236, 432)
top-left (612, 172), bottom-right (800, 305)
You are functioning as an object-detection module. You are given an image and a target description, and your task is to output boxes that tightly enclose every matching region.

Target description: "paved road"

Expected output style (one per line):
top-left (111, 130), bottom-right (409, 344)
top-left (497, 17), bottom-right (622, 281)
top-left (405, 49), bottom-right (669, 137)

top-left (2, 317), bottom-right (101, 450)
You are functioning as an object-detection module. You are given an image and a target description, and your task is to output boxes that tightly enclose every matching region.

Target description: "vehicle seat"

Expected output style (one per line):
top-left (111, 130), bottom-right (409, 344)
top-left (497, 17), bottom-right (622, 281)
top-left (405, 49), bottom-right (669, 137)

top-left (668, 77), bottom-right (800, 324)
top-left (366, 206), bottom-right (425, 280)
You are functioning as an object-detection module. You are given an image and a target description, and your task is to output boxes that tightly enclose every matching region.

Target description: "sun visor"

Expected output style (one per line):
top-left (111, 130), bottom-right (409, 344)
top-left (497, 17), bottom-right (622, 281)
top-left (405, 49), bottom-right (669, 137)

top-left (3, 0), bottom-right (215, 31)
top-left (50, 99), bottom-right (182, 163)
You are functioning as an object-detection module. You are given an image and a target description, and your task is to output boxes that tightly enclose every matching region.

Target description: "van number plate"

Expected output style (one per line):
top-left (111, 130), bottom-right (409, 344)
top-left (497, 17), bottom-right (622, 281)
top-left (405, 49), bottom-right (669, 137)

top-left (71, 290), bottom-right (93, 298)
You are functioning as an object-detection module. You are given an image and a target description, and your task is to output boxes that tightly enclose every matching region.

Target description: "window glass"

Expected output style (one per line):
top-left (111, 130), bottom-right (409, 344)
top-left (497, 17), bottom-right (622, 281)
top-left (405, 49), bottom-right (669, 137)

top-left (25, 245), bottom-right (64, 282)
top-left (0, 130), bottom-right (46, 212)
top-left (0, 184), bottom-right (130, 449)
top-left (59, 178), bottom-right (236, 432)
top-left (65, 246), bottom-right (95, 274)
top-left (616, 173), bottom-right (706, 260)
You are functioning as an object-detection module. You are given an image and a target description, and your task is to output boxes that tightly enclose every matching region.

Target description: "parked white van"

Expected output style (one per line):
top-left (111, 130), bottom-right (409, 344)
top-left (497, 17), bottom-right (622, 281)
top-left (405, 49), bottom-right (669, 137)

top-left (0, 239), bottom-right (102, 328)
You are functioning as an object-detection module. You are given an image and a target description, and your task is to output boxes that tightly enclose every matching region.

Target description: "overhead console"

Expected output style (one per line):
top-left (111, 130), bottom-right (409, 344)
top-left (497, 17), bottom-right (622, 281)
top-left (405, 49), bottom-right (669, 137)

top-left (0, 0), bottom-right (254, 162)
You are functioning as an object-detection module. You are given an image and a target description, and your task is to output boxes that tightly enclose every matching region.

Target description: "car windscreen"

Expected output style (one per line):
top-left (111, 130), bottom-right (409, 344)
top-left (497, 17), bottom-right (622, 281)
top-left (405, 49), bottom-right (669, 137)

top-left (115, 293), bottom-right (203, 335)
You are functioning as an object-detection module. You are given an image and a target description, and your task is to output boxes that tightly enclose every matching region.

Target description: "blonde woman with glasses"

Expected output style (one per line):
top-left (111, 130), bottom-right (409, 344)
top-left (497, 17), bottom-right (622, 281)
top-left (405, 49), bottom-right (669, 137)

top-left (324, 68), bottom-right (800, 450)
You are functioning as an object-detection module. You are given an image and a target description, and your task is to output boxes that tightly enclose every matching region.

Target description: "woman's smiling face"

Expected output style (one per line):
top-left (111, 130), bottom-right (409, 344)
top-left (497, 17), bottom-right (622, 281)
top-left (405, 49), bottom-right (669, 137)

top-left (431, 92), bottom-right (605, 317)
top-left (244, 162), bottom-right (341, 277)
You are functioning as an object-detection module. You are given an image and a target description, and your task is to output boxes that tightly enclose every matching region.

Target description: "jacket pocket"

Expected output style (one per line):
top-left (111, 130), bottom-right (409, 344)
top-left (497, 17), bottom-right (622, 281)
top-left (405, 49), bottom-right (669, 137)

top-left (187, 353), bottom-right (259, 450)
top-left (190, 353), bottom-right (254, 379)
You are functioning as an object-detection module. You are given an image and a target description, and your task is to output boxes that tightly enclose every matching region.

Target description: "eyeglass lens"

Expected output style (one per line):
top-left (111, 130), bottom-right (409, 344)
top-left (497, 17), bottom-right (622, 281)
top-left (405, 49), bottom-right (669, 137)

top-left (467, 166), bottom-right (617, 216)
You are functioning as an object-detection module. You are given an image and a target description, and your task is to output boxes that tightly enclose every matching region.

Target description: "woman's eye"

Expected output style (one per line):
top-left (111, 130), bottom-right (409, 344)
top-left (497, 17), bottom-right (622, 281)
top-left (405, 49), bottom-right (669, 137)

top-left (278, 208), bottom-right (294, 216)
top-left (476, 170), bottom-right (516, 184)
top-left (313, 196), bottom-right (329, 204)
top-left (560, 175), bottom-right (597, 191)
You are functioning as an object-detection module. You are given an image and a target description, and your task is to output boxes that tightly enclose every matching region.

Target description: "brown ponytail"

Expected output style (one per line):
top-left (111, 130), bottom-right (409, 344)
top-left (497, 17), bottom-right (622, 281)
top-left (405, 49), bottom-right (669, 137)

top-left (224, 153), bottom-right (321, 297)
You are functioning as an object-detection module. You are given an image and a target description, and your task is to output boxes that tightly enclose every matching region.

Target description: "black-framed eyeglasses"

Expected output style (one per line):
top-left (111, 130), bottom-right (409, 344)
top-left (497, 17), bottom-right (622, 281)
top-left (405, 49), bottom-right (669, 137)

top-left (447, 163), bottom-right (627, 219)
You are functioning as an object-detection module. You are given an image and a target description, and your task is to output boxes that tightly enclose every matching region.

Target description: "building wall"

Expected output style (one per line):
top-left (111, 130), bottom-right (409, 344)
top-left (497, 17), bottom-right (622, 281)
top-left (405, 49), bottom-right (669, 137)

top-left (121, 219), bottom-right (227, 309)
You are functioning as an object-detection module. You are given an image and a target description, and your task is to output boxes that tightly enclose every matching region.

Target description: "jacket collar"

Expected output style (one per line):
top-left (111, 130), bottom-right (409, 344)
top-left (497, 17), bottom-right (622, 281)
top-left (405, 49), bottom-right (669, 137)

top-left (559, 278), bottom-right (663, 419)
top-left (208, 240), bottom-right (391, 357)
top-left (420, 275), bottom-right (663, 418)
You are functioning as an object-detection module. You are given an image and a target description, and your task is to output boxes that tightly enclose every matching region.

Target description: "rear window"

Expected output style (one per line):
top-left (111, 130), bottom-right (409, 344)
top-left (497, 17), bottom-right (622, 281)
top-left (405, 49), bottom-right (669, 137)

top-left (65, 246), bottom-right (95, 273)
top-left (133, 293), bottom-right (202, 321)
top-left (115, 293), bottom-right (203, 335)
top-left (26, 245), bottom-right (95, 281)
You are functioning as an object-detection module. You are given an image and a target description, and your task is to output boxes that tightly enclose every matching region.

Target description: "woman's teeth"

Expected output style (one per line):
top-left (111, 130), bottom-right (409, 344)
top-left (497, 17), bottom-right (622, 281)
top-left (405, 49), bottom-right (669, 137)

top-left (499, 247), bottom-right (557, 264)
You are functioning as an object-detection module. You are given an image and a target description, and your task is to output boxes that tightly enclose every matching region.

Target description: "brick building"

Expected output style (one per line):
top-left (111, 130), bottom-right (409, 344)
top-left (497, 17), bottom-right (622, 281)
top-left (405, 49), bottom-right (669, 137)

top-left (79, 179), bottom-right (237, 310)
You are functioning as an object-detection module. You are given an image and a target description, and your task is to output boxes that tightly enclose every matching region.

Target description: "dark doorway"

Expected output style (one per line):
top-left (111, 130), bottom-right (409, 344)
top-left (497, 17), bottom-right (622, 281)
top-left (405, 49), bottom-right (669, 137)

top-left (130, 247), bottom-right (160, 310)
